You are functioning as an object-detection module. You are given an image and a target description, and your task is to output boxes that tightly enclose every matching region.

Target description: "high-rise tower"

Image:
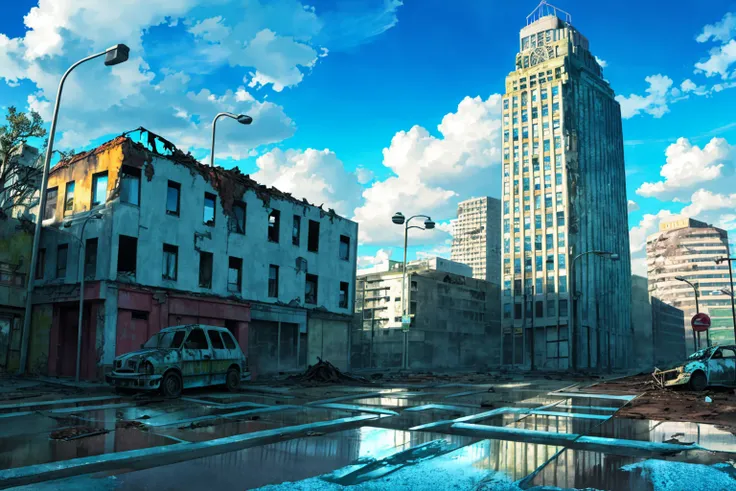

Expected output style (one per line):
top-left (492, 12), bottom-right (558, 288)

top-left (451, 197), bottom-right (501, 283)
top-left (500, 2), bottom-right (631, 370)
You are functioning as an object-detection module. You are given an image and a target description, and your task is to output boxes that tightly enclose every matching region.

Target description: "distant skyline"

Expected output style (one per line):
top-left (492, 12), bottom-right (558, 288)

top-left (1, 0), bottom-right (735, 275)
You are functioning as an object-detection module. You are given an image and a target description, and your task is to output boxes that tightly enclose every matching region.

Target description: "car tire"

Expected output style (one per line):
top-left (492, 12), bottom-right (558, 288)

top-left (689, 371), bottom-right (707, 392)
top-left (162, 371), bottom-right (183, 399)
top-left (226, 368), bottom-right (240, 392)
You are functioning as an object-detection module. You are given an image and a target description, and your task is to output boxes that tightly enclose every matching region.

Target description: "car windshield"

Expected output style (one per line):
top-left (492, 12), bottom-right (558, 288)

top-left (687, 347), bottom-right (713, 361)
top-left (143, 330), bottom-right (185, 349)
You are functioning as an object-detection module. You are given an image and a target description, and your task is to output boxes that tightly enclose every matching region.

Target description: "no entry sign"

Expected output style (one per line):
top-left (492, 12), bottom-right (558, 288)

top-left (691, 313), bottom-right (711, 332)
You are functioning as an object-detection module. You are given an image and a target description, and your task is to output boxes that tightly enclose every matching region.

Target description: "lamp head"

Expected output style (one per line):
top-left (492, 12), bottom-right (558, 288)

top-left (424, 219), bottom-right (435, 230)
top-left (609, 253), bottom-right (620, 261)
top-left (236, 114), bottom-right (253, 125)
top-left (104, 44), bottom-right (130, 66)
top-left (392, 212), bottom-right (405, 225)
top-left (675, 276), bottom-right (685, 281)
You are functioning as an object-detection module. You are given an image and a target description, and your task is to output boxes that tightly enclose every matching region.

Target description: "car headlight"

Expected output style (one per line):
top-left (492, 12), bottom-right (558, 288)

top-left (140, 361), bottom-right (155, 375)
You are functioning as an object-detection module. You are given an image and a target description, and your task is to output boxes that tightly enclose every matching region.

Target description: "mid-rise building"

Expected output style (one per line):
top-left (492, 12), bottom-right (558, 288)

top-left (500, 4), bottom-right (631, 370)
top-left (23, 129), bottom-right (358, 379)
top-left (353, 257), bottom-right (500, 369)
top-left (451, 197), bottom-right (501, 283)
top-left (647, 216), bottom-right (733, 351)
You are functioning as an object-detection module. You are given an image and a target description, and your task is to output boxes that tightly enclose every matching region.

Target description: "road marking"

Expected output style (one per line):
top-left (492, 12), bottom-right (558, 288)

top-left (0, 396), bottom-right (119, 412)
top-left (312, 403), bottom-right (399, 416)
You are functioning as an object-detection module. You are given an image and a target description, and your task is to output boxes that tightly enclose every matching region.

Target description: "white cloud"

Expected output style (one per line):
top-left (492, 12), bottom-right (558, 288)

top-left (595, 56), bottom-right (607, 68)
top-left (355, 167), bottom-right (374, 185)
top-left (680, 78), bottom-right (708, 95)
top-left (251, 147), bottom-right (363, 217)
top-left (631, 257), bottom-right (648, 277)
top-left (695, 39), bottom-right (736, 79)
top-left (697, 12), bottom-right (736, 44)
top-left (616, 74), bottom-right (674, 119)
top-left (629, 210), bottom-right (674, 254)
top-left (680, 189), bottom-right (736, 217)
top-left (627, 200), bottom-right (639, 213)
top-left (636, 137), bottom-right (735, 200)
top-left (353, 94), bottom-right (503, 245)
top-left (357, 248), bottom-right (393, 269)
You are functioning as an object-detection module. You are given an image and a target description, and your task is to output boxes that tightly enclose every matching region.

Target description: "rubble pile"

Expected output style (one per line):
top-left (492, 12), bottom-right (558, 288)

top-left (292, 358), bottom-right (369, 384)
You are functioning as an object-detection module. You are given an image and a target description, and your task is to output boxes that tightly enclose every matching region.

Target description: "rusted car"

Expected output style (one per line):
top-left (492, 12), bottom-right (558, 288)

top-left (106, 324), bottom-right (250, 398)
top-left (652, 344), bottom-right (736, 391)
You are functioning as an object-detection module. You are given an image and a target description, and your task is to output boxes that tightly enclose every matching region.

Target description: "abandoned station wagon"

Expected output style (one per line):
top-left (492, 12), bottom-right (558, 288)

top-left (106, 325), bottom-right (250, 398)
top-left (652, 344), bottom-right (736, 391)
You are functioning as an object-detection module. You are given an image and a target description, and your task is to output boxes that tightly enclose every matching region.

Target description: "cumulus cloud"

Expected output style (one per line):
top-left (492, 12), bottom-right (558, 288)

top-left (629, 210), bottom-right (675, 254)
top-left (616, 74), bottom-right (675, 119)
top-left (627, 200), bottom-right (639, 213)
top-left (357, 248), bottom-right (394, 269)
top-left (595, 56), bottom-right (607, 68)
top-left (697, 12), bottom-right (736, 43)
top-left (680, 189), bottom-right (736, 217)
top-left (636, 137), bottom-right (735, 200)
top-left (695, 12), bottom-right (736, 79)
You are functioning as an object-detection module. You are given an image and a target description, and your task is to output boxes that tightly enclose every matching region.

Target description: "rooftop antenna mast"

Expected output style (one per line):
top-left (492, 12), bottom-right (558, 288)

top-left (526, 0), bottom-right (572, 26)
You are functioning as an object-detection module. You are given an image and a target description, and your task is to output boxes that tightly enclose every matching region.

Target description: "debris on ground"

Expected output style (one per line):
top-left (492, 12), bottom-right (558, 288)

top-left (290, 358), bottom-right (369, 384)
top-left (305, 431), bottom-right (325, 437)
top-left (706, 396), bottom-right (713, 403)
top-left (116, 420), bottom-right (148, 431)
top-left (50, 426), bottom-right (110, 441)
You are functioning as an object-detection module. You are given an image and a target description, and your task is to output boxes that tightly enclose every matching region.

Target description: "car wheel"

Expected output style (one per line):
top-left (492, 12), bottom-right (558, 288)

top-left (689, 371), bottom-right (708, 392)
top-left (226, 368), bottom-right (240, 392)
top-left (162, 371), bottom-right (183, 398)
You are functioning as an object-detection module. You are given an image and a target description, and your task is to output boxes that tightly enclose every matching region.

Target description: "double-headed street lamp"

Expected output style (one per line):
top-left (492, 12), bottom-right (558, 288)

top-left (715, 256), bottom-right (736, 343)
top-left (569, 250), bottom-right (619, 372)
top-left (392, 212), bottom-right (435, 370)
top-left (675, 276), bottom-right (705, 349)
top-left (210, 113), bottom-right (253, 167)
top-left (18, 44), bottom-right (130, 375)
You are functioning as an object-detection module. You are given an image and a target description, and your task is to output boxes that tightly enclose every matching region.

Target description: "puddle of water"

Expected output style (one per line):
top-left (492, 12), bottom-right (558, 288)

top-left (511, 413), bottom-right (602, 435)
top-left (0, 413), bottom-right (84, 439)
top-left (351, 397), bottom-right (436, 408)
top-left (594, 418), bottom-right (736, 453)
top-left (0, 427), bottom-right (174, 470)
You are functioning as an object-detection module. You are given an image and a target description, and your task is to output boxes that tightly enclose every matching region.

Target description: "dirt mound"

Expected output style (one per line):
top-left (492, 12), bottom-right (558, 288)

top-left (291, 358), bottom-right (369, 384)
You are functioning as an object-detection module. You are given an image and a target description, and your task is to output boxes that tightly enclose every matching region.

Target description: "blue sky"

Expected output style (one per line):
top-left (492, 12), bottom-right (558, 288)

top-left (1, 0), bottom-right (735, 274)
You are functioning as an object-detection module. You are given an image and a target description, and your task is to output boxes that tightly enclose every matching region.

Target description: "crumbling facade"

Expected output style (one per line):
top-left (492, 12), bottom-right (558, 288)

top-left (500, 7), bottom-right (631, 370)
top-left (647, 216), bottom-right (733, 352)
top-left (26, 130), bottom-right (358, 379)
top-left (451, 197), bottom-right (501, 283)
top-left (352, 257), bottom-right (501, 369)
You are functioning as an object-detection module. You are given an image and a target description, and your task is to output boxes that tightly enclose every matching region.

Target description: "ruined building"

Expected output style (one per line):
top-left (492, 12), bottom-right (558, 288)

top-left (353, 257), bottom-right (501, 369)
top-left (451, 197), bottom-right (501, 283)
top-left (500, 4), bottom-right (632, 370)
top-left (647, 216), bottom-right (733, 352)
top-left (24, 130), bottom-right (357, 379)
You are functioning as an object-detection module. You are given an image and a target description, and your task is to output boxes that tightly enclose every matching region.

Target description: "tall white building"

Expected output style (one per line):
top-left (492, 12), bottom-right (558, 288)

top-left (451, 197), bottom-right (501, 283)
top-left (647, 216), bottom-right (733, 351)
top-left (500, 4), bottom-right (631, 370)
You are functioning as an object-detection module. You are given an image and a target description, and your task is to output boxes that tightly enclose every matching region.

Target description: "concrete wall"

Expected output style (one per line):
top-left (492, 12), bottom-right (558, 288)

top-left (27, 303), bottom-right (52, 374)
top-left (308, 315), bottom-right (350, 370)
top-left (630, 275), bottom-right (654, 369)
top-left (652, 297), bottom-right (686, 366)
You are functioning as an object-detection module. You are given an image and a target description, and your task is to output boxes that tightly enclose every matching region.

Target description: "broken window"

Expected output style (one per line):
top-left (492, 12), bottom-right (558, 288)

top-left (117, 235), bottom-right (137, 276)
top-left (64, 181), bottom-right (75, 215)
top-left (339, 235), bottom-right (350, 261)
top-left (184, 328), bottom-right (209, 350)
top-left (163, 244), bottom-right (178, 280)
top-left (228, 256), bottom-right (242, 292)
top-left (559, 299), bottom-right (568, 317)
top-left (207, 330), bottom-right (225, 350)
top-left (56, 244), bottom-right (68, 279)
top-left (231, 201), bottom-right (246, 234)
top-left (36, 248), bottom-right (45, 280)
top-left (292, 215), bottom-right (301, 246)
top-left (222, 332), bottom-right (237, 350)
top-left (44, 187), bottom-right (57, 219)
top-left (91, 172), bottom-right (108, 207)
top-left (307, 220), bottom-right (320, 252)
top-left (268, 210), bottom-right (280, 243)
top-left (84, 238), bottom-right (98, 278)
top-left (410, 301), bottom-right (417, 315)
top-left (198, 251), bottom-right (213, 288)
top-left (268, 265), bottom-right (279, 298)
top-left (339, 281), bottom-right (349, 308)
top-left (166, 181), bottom-right (180, 215)
top-left (410, 281), bottom-right (418, 292)
top-left (305, 274), bottom-right (318, 304)
top-left (535, 301), bottom-right (544, 317)
top-left (203, 192), bottom-right (216, 225)
top-left (514, 303), bottom-right (522, 319)
top-left (120, 166), bottom-right (141, 206)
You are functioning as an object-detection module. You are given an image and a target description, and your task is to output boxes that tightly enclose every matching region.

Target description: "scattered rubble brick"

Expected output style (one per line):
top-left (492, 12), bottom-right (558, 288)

top-left (290, 358), bottom-right (369, 384)
top-left (50, 426), bottom-right (109, 441)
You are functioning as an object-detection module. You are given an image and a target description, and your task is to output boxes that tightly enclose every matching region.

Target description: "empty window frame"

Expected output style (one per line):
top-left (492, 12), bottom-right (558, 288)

top-left (307, 220), bottom-right (320, 252)
top-left (199, 251), bottom-right (213, 288)
top-left (64, 181), bottom-right (75, 215)
top-left (305, 274), bottom-right (318, 304)
top-left (231, 201), bottom-right (246, 234)
top-left (228, 256), bottom-right (242, 292)
top-left (268, 265), bottom-right (279, 298)
top-left (91, 172), bottom-right (108, 207)
top-left (117, 235), bottom-right (138, 276)
top-left (120, 166), bottom-right (141, 206)
top-left (166, 180), bottom-right (180, 215)
top-left (84, 238), bottom-right (98, 278)
top-left (292, 215), bottom-right (301, 246)
top-left (268, 210), bottom-right (280, 243)
top-left (44, 187), bottom-right (58, 219)
top-left (207, 329), bottom-right (225, 349)
top-left (163, 244), bottom-right (178, 280)
top-left (203, 192), bottom-right (216, 225)
top-left (36, 248), bottom-right (46, 280)
top-left (339, 281), bottom-right (349, 308)
top-left (56, 244), bottom-right (68, 279)
top-left (339, 235), bottom-right (350, 261)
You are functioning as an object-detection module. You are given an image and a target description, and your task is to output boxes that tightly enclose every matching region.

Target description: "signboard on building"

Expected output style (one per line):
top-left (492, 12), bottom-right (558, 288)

top-left (401, 315), bottom-right (411, 332)
top-left (691, 313), bottom-right (711, 333)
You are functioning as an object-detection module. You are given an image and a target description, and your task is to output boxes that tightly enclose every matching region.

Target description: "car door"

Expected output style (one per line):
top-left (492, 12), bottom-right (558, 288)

top-left (206, 329), bottom-right (230, 385)
top-left (181, 327), bottom-right (212, 388)
top-left (708, 347), bottom-right (736, 386)
top-left (222, 330), bottom-right (245, 372)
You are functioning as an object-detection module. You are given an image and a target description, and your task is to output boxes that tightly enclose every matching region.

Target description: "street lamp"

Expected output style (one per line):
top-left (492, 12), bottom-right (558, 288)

top-left (63, 211), bottom-right (104, 382)
top-left (675, 276), bottom-right (704, 349)
top-left (210, 113), bottom-right (253, 167)
top-left (18, 44), bottom-right (130, 375)
top-left (392, 212), bottom-right (435, 370)
top-left (715, 257), bottom-right (736, 344)
top-left (569, 250), bottom-right (619, 372)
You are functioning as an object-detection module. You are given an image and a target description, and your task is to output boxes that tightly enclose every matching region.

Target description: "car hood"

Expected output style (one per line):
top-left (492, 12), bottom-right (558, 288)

top-left (115, 348), bottom-right (180, 364)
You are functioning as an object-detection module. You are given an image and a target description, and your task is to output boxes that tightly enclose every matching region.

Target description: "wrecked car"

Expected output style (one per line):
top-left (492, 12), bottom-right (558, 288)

top-left (106, 324), bottom-right (251, 398)
top-left (652, 344), bottom-right (736, 391)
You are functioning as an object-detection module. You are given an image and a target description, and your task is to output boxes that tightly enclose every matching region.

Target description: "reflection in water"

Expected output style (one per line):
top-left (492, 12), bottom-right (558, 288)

top-left (595, 418), bottom-right (736, 453)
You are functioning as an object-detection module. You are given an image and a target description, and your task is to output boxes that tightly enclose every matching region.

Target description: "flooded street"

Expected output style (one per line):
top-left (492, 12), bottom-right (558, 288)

top-left (0, 375), bottom-right (734, 490)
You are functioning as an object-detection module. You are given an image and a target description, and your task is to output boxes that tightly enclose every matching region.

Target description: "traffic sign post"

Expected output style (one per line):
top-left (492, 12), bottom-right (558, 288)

top-left (401, 315), bottom-right (411, 332)
top-left (691, 313), bottom-right (711, 350)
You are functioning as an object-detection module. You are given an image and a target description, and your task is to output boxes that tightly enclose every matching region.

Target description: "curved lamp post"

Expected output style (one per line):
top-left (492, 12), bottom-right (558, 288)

top-left (675, 276), bottom-right (704, 349)
top-left (715, 257), bottom-right (736, 345)
top-left (392, 212), bottom-right (435, 370)
top-left (18, 44), bottom-right (130, 375)
top-left (210, 113), bottom-right (253, 167)
top-left (569, 250), bottom-right (619, 372)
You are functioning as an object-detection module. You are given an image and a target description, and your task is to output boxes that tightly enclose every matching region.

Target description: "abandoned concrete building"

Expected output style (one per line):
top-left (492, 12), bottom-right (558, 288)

top-left (353, 257), bottom-right (501, 369)
top-left (25, 129), bottom-right (358, 380)
top-left (450, 197), bottom-right (502, 284)
top-left (500, 10), bottom-right (631, 370)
